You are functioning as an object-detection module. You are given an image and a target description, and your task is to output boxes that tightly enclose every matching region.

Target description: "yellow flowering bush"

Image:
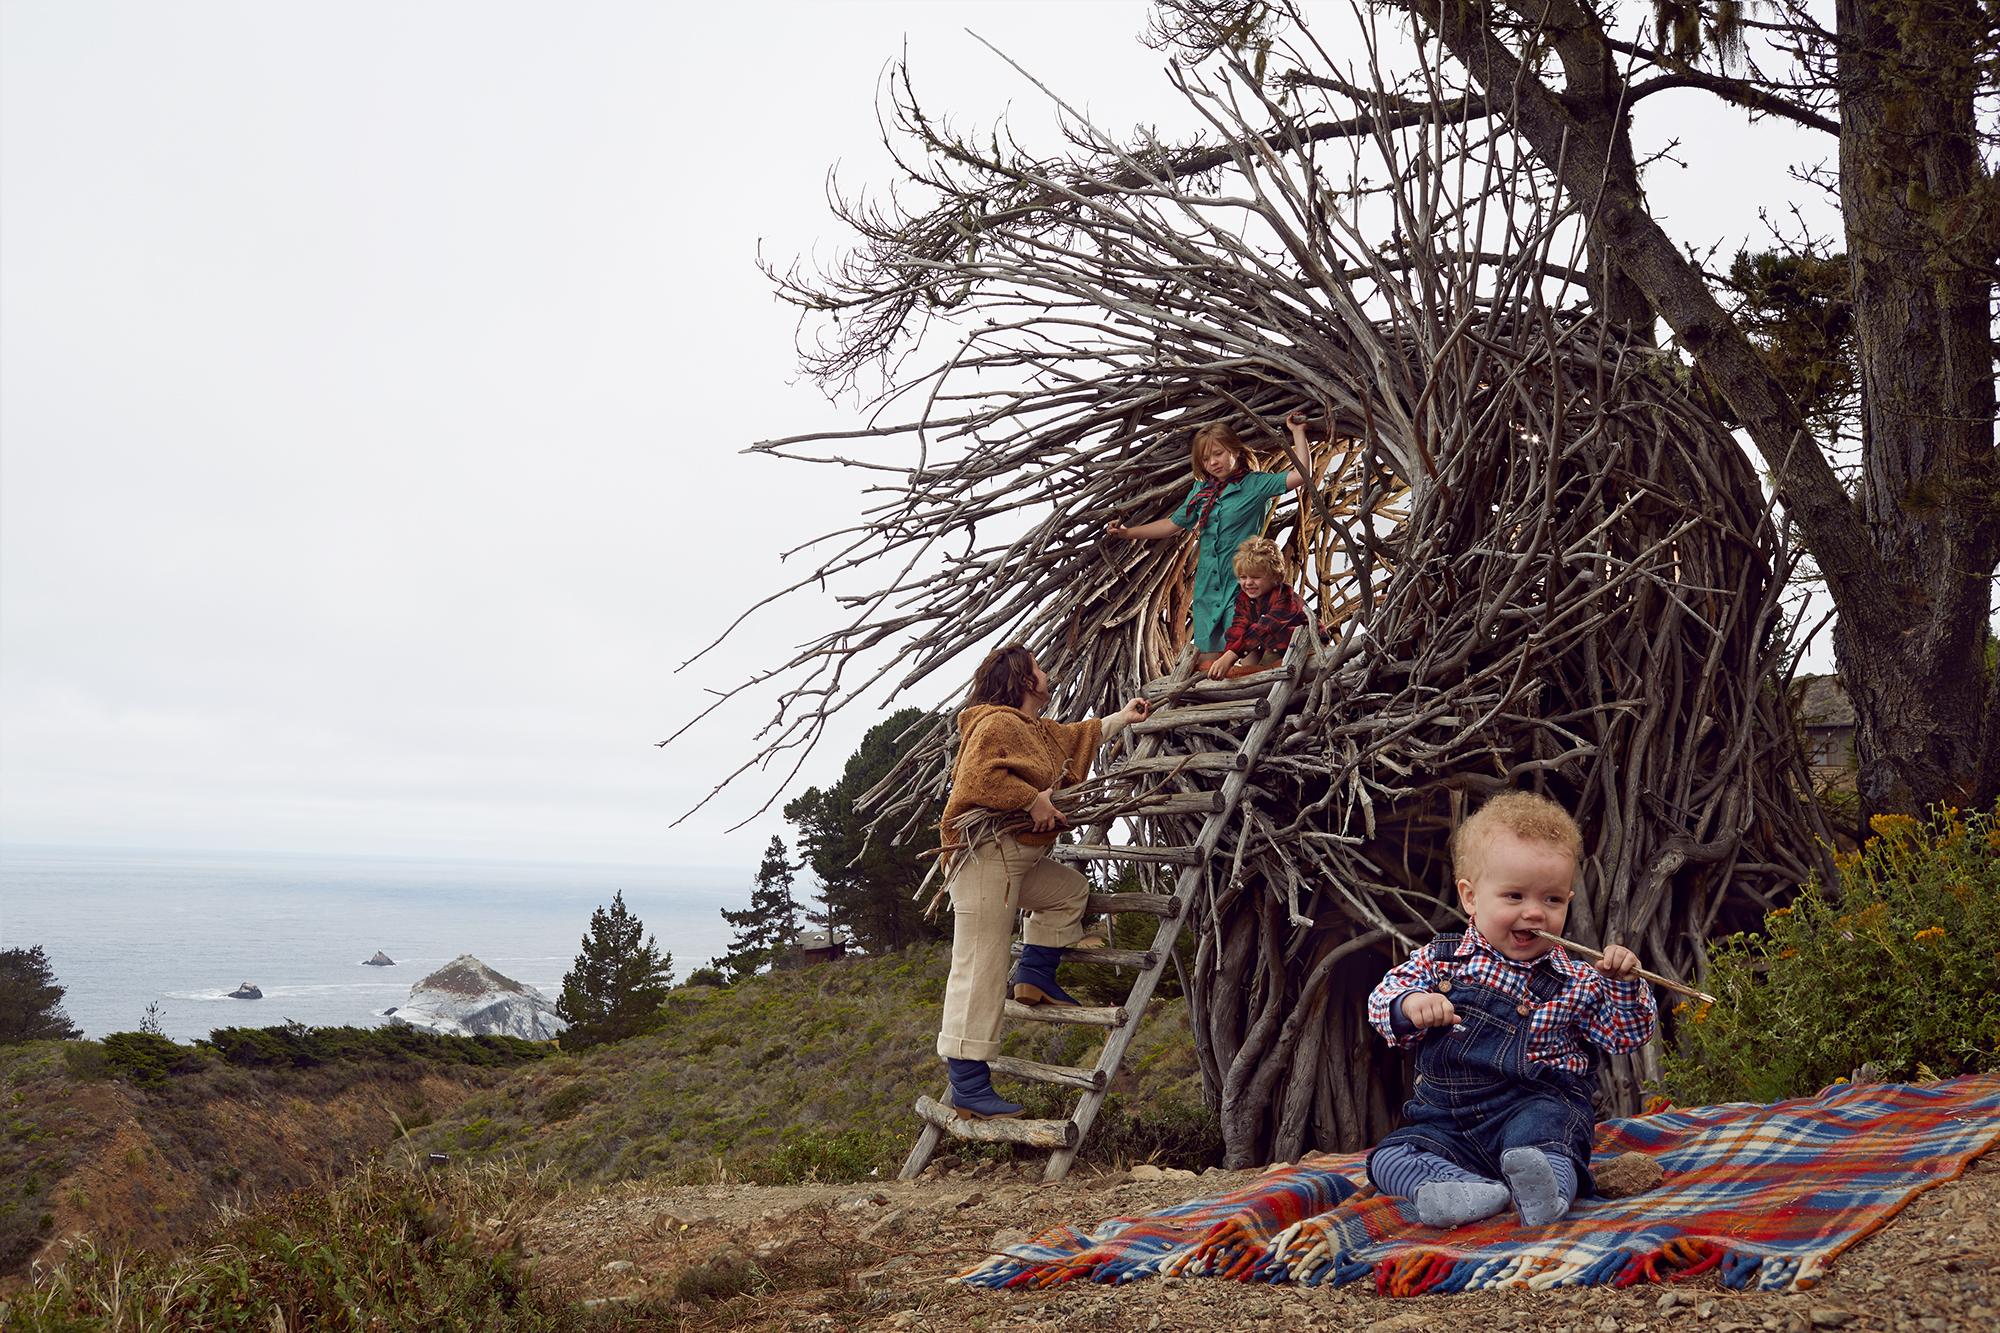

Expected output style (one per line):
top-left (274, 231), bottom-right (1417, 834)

top-left (1662, 803), bottom-right (2000, 1105)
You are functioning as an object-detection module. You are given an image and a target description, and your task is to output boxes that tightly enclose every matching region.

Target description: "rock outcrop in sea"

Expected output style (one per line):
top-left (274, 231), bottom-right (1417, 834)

top-left (362, 950), bottom-right (395, 966)
top-left (387, 954), bottom-right (564, 1040)
top-left (227, 981), bottom-right (263, 999)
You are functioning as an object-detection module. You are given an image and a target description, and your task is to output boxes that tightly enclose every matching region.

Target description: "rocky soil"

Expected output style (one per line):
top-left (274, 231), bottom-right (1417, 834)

top-left (516, 1147), bottom-right (1998, 1331)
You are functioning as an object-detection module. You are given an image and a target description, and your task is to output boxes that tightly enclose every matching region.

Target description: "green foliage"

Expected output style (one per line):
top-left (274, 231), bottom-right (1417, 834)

top-left (537, 1081), bottom-right (599, 1123)
top-left (0, 1044), bottom-right (83, 1277)
top-left (100, 1031), bottom-right (203, 1089)
top-left (715, 835), bottom-right (805, 981)
top-left (59, 1042), bottom-right (109, 1081)
top-left (1663, 805), bottom-right (2000, 1105)
top-left (0, 946), bottom-right (81, 1044)
top-left (203, 1023), bottom-right (549, 1072)
top-left (556, 890), bottom-right (674, 1049)
top-left (685, 966), bottom-right (726, 987)
top-left (1, 1162), bottom-right (624, 1332)
top-left (77, 1023), bottom-right (549, 1090)
top-left (1723, 248), bottom-right (1855, 432)
top-left (783, 706), bottom-right (943, 953)
top-left (748, 1127), bottom-right (902, 1184)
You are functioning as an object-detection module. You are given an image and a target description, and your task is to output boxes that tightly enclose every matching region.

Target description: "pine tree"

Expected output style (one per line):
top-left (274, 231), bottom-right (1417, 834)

top-left (0, 945), bottom-right (82, 1043)
top-left (715, 836), bottom-right (804, 981)
top-left (555, 891), bottom-right (673, 1048)
top-left (784, 707), bottom-right (942, 954)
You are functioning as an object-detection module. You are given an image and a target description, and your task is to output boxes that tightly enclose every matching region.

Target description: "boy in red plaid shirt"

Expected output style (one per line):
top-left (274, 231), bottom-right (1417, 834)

top-left (1205, 537), bottom-right (1307, 679)
top-left (1364, 791), bottom-right (1658, 1229)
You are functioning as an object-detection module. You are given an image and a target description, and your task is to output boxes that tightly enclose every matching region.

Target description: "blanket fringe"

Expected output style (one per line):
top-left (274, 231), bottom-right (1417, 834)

top-left (959, 1226), bottom-right (1816, 1294)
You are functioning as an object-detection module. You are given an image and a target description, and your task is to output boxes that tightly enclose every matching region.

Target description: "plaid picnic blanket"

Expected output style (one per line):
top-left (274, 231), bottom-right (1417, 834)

top-left (958, 1073), bottom-right (2000, 1295)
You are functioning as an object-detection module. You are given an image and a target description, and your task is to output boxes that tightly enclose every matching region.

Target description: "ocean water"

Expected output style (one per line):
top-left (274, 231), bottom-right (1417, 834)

top-left (0, 844), bottom-right (747, 1042)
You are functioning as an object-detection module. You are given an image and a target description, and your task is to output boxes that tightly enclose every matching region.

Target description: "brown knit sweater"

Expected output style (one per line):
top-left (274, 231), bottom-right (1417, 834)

top-left (938, 704), bottom-right (1107, 860)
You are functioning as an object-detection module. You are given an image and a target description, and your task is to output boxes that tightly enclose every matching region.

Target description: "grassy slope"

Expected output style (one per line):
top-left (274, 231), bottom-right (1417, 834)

top-left (0, 1035), bottom-right (534, 1280)
top-left (2, 944), bottom-right (1207, 1286)
top-left (417, 943), bottom-right (1214, 1184)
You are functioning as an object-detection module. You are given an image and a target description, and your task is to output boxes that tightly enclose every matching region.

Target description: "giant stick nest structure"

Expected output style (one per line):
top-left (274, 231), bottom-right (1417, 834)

top-left (674, 21), bottom-right (1831, 1162)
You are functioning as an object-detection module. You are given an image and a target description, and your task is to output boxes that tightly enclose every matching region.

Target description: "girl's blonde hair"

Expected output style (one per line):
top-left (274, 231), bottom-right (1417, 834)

top-left (1451, 791), bottom-right (1583, 883)
top-left (1189, 422), bottom-right (1248, 479)
top-left (1232, 536), bottom-right (1287, 581)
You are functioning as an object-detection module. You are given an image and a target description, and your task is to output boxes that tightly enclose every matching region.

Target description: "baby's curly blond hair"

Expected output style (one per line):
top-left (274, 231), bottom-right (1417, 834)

top-left (1451, 791), bottom-right (1583, 884)
top-left (1232, 536), bottom-right (1287, 581)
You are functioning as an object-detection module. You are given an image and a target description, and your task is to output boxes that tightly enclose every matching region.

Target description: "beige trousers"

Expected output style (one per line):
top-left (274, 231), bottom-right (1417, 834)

top-left (935, 834), bottom-right (1089, 1061)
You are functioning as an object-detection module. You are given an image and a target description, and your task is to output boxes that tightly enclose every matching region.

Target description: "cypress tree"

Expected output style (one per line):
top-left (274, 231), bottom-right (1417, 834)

top-left (0, 945), bottom-right (82, 1043)
top-left (715, 836), bottom-right (804, 981)
top-left (556, 891), bottom-right (673, 1048)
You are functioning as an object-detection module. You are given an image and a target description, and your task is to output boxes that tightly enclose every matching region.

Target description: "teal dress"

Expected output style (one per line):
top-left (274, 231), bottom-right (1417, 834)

top-left (1172, 470), bottom-right (1292, 652)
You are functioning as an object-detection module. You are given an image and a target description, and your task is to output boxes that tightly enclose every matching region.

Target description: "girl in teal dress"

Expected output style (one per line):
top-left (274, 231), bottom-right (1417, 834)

top-left (1107, 411), bottom-right (1315, 668)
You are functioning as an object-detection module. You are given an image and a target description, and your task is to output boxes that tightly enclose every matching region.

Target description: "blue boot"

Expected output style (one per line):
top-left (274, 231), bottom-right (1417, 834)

top-left (1010, 943), bottom-right (1081, 1007)
top-left (945, 1059), bottom-right (1023, 1120)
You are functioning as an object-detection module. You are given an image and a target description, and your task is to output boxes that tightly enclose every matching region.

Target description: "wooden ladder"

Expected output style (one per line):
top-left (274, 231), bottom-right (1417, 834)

top-left (899, 631), bottom-right (1311, 1183)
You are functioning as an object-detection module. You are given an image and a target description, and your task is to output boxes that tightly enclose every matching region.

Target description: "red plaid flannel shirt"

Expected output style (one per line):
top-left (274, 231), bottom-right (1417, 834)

top-left (1367, 928), bottom-right (1657, 1074)
top-left (1224, 583), bottom-right (1307, 657)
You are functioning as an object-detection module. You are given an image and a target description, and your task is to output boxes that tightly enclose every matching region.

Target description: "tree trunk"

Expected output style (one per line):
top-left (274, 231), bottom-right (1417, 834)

top-left (1831, 0), bottom-right (2000, 821)
top-left (1412, 0), bottom-right (2000, 818)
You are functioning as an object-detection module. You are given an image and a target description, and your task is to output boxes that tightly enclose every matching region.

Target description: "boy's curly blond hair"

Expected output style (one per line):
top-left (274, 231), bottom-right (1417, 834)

top-left (1451, 791), bottom-right (1582, 883)
top-left (1232, 536), bottom-right (1287, 581)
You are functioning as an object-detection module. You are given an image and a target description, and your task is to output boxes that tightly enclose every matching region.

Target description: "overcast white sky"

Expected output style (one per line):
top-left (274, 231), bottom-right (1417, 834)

top-left (1, 1), bottom-right (1837, 873)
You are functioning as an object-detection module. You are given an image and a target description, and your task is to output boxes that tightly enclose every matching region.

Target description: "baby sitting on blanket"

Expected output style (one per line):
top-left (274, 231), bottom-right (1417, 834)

top-left (1364, 791), bottom-right (1658, 1228)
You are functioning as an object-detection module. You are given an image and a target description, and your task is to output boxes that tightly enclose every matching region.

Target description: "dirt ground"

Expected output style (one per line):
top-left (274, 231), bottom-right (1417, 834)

top-left (518, 1147), bottom-right (1998, 1332)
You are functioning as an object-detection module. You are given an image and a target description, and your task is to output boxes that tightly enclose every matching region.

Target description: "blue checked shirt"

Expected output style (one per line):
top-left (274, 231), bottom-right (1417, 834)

top-left (1368, 928), bottom-right (1658, 1074)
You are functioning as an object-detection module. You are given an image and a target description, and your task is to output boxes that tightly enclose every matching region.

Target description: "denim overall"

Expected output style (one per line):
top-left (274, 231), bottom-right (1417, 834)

top-left (1368, 932), bottom-right (1598, 1193)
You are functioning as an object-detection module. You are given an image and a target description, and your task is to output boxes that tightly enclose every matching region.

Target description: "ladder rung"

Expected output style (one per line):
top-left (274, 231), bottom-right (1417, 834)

top-left (1088, 891), bottom-right (1181, 918)
top-left (1129, 698), bottom-right (1270, 735)
top-left (988, 1054), bottom-right (1106, 1091)
top-left (1010, 943), bottom-right (1155, 969)
top-left (1052, 843), bottom-right (1202, 866)
top-left (914, 1095), bottom-right (1077, 1147)
top-left (1004, 999), bottom-right (1127, 1029)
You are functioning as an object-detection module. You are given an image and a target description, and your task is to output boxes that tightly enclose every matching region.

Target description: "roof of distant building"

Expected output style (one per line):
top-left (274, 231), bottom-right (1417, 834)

top-left (1794, 674), bottom-right (1855, 728)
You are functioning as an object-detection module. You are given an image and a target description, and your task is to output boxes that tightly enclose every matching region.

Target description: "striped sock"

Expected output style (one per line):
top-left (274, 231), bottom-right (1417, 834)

top-left (1500, 1147), bottom-right (1578, 1226)
top-left (1373, 1143), bottom-right (1513, 1227)
top-left (1368, 1142), bottom-right (1487, 1197)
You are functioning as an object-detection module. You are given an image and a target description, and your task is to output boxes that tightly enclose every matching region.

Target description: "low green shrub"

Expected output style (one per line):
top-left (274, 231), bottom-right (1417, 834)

top-left (58, 1042), bottom-right (109, 1081)
top-left (539, 1081), bottom-right (600, 1123)
top-left (204, 1023), bottom-right (550, 1071)
top-left (99, 1032), bottom-right (203, 1089)
top-left (204, 1023), bottom-right (320, 1068)
top-left (1662, 804), bottom-right (2000, 1105)
top-left (748, 1127), bottom-right (899, 1183)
